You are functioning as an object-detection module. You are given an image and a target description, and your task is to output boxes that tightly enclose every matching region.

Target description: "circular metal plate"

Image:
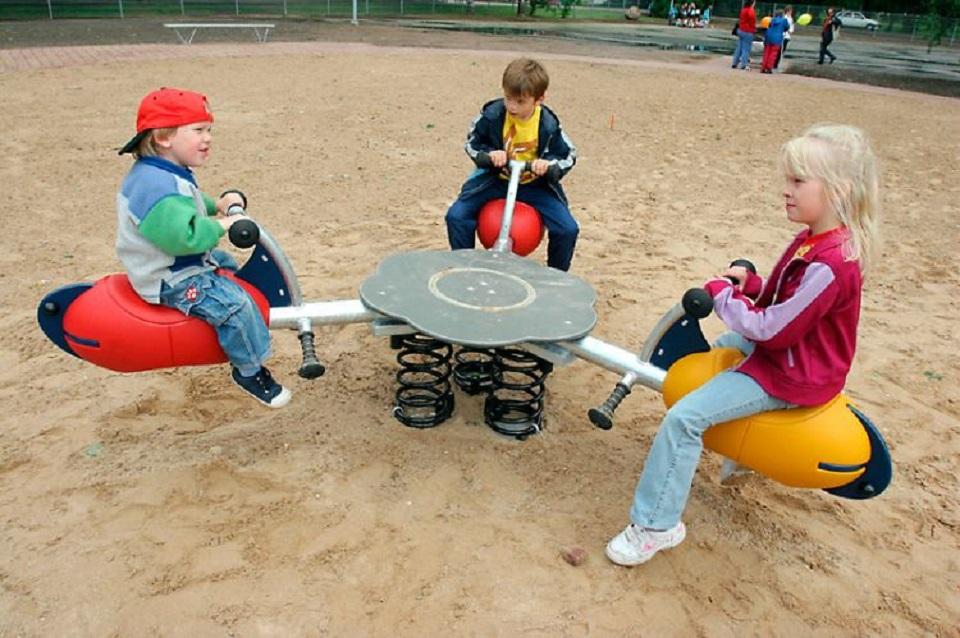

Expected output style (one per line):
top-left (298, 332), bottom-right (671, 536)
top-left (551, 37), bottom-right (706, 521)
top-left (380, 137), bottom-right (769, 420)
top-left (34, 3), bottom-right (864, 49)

top-left (360, 250), bottom-right (597, 347)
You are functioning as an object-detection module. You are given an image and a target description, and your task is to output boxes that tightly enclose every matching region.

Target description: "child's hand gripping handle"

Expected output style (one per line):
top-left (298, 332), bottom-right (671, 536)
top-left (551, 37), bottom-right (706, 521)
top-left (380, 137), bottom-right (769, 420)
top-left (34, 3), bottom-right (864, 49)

top-left (474, 152), bottom-right (561, 181)
top-left (725, 258), bottom-right (757, 285)
top-left (221, 190), bottom-right (260, 249)
top-left (681, 259), bottom-right (756, 317)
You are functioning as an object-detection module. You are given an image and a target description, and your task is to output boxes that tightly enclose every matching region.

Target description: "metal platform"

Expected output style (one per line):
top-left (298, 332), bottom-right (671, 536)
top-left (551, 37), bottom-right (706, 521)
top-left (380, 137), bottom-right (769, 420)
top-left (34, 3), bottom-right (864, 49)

top-left (359, 249), bottom-right (597, 348)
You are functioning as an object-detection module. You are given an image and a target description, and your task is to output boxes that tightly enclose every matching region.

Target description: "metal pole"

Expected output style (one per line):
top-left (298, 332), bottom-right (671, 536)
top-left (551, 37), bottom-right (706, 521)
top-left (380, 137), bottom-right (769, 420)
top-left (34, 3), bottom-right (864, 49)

top-left (352, 0), bottom-right (359, 22)
top-left (235, 0), bottom-right (239, 15)
top-left (179, 0), bottom-right (184, 15)
top-left (118, 0), bottom-right (124, 18)
top-left (270, 300), bottom-right (382, 329)
top-left (493, 160), bottom-right (525, 254)
top-left (47, 0), bottom-right (52, 19)
top-left (283, 0), bottom-right (288, 15)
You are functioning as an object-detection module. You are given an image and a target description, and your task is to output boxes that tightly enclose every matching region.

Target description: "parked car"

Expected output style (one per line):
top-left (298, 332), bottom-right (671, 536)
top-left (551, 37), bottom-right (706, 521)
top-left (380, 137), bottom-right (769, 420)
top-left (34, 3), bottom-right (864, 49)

top-left (835, 10), bottom-right (881, 31)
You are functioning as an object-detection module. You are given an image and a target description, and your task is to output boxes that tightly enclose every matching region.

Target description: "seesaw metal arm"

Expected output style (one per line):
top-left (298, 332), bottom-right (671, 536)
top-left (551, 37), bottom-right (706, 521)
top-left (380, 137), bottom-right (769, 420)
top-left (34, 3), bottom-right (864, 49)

top-left (268, 299), bottom-right (667, 392)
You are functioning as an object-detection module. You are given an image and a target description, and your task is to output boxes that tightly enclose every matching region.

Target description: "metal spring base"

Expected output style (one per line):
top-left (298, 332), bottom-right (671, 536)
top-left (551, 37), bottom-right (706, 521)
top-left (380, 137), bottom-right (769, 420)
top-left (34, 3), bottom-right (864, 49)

top-left (484, 348), bottom-right (552, 440)
top-left (393, 334), bottom-right (454, 428)
top-left (453, 347), bottom-right (496, 395)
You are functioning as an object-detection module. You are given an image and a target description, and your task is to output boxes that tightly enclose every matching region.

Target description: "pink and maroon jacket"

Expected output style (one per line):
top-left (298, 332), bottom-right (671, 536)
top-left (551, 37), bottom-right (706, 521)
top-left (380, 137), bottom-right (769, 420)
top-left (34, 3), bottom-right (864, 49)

top-left (704, 227), bottom-right (862, 406)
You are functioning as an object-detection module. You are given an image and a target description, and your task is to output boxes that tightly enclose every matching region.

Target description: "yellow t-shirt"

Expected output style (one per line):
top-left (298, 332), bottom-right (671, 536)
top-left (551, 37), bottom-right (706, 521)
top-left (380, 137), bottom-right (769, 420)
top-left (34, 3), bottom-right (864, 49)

top-left (501, 105), bottom-right (541, 184)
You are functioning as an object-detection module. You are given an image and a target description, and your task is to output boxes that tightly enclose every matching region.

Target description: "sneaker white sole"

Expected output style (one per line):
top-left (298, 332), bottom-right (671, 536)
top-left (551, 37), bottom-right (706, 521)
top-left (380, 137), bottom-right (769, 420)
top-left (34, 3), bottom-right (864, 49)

top-left (258, 386), bottom-right (292, 409)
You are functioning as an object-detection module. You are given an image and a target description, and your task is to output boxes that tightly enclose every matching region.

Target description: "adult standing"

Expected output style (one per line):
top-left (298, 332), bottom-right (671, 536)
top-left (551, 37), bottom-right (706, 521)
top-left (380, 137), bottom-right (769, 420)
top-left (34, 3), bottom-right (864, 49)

top-left (819, 7), bottom-right (842, 64)
top-left (774, 5), bottom-right (795, 70)
top-left (731, 0), bottom-right (757, 71)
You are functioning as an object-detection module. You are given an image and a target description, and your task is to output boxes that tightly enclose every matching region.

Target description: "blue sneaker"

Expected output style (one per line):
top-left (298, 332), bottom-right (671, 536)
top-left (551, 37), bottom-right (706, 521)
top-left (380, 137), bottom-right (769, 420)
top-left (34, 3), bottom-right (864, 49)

top-left (232, 367), bottom-right (291, 408)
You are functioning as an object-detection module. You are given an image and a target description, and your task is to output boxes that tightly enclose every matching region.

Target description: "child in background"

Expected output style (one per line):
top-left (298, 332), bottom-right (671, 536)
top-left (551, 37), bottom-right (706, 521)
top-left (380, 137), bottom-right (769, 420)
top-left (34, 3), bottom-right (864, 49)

top-left (819, 7), bottom-right (842, 64)
top-left (117, 87), bottom-right (291, 408)
top-left (775, 5), bottom-right (795, 70)
top-left (606, 124), bottom-right (880, 566)
top-left (444, 58), bottom-right (579, 272)
top-left (761, 9), bottom-right (790, 73)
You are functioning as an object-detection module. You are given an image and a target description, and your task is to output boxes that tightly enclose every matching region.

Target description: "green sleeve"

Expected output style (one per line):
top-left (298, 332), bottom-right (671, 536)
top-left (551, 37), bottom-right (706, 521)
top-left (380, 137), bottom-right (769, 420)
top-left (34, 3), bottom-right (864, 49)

top-left (139, 194), bottom-right (225, 256)
top-left (202, 193), bottom-right (217, 216)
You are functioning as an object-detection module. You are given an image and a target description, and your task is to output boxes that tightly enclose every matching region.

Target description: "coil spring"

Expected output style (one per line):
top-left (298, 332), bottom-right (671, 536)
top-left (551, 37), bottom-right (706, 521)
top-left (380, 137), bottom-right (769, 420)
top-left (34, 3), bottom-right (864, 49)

top-left (484, 348), bottom-right (552, 440)
top-left (393, 334), bottom-right (455, 428)
top-left (453, 347), bottom-right (496, 395)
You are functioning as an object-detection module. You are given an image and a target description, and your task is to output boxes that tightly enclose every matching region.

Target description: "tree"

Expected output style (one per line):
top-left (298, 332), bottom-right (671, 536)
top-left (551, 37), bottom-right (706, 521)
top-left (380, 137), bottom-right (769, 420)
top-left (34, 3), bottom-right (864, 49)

top-left (920, 0), bottom-right (960, 51)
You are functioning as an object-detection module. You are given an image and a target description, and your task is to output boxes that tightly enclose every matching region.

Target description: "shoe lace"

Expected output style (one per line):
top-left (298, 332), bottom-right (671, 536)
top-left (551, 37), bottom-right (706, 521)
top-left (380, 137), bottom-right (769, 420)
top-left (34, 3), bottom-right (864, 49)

top-left (253, 368), bottom-right (276, 393)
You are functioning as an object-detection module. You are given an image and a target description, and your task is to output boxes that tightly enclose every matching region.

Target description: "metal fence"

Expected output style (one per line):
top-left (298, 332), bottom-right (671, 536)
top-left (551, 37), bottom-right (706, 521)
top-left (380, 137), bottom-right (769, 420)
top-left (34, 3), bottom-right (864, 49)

top-left (1, 0), bottom-right (473, 19)
top-left (1, 0), bottom-right (956, 45)
top-left (1, 0), bottom-right (523, 19)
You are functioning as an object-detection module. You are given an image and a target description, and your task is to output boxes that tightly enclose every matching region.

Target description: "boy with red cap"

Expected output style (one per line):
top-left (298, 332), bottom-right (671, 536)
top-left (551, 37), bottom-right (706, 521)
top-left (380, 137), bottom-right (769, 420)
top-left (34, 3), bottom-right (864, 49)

top-left (116, 87), bottom-right (291, 407)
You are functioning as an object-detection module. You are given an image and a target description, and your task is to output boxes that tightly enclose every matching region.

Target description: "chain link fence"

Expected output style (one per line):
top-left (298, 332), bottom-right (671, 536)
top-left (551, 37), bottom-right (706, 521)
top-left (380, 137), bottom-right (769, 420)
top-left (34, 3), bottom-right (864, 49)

top-left (1, 0), bottom-right (956, 46)
top-left (0, 0), bottom-right (588, 19)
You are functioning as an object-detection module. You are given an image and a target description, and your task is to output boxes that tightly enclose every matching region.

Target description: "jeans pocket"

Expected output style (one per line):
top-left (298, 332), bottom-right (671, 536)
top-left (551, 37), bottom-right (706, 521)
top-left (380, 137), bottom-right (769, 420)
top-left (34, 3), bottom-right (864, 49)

top-left (194, 277), bottom-right (248, 327)
top-left (159, 278), bottom-right (208, 316)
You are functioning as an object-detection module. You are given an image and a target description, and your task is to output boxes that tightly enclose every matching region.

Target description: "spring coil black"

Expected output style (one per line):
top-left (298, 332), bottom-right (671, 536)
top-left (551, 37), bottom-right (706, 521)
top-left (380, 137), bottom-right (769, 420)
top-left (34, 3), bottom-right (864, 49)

top-left (393, 334), bottom-right (455, 428)
top-left (484, 348), bottom-right (552, 440)
top-left (452, 347), bottom-right (496, 395)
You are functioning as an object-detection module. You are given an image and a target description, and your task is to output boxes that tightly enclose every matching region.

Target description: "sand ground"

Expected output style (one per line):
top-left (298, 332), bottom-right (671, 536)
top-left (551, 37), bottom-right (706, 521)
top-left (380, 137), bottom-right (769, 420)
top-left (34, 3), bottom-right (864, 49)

top-left (1, 21), bottom-right (959, 637)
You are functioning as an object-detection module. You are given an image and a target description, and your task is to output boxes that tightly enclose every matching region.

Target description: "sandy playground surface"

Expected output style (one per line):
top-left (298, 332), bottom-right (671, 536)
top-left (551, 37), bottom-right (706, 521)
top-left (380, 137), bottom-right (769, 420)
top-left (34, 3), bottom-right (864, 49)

top-left (1, 22), bottom-right (959, 636)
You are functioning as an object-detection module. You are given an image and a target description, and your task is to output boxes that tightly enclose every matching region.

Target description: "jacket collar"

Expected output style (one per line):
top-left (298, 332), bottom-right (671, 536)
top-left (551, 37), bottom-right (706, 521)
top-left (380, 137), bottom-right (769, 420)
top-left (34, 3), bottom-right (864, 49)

top-left (137, 156), bottom-right (198, 186)
top-left (792, 226), bottom-right (849, 263)
top-left (482, 98), bottom-right (559, 132)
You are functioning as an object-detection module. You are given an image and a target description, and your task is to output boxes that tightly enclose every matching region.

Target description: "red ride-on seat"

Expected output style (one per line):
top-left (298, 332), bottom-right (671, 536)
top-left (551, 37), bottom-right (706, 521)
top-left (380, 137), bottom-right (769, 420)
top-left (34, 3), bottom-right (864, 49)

top-left (476, 198), bottom-right (544, 257)
top-left (62, 272), bottom-right (270, 373)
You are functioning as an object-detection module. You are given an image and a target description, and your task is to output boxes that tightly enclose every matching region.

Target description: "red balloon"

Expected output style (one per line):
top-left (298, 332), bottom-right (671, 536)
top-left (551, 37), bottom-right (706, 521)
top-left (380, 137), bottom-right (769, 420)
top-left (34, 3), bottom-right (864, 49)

top-left (476, 199), bottom-right (545, 257)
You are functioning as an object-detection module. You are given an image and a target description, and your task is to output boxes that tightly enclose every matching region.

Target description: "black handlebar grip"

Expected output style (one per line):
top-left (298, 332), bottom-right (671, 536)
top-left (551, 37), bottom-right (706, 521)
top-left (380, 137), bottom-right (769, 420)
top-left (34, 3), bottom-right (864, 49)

top-left (588, 382), bottom-right (632, 430)
top-left (228, 219), bottom-right (260, 249)
top-left (220, 189), bottom-right (248, 209)
top-left (726, 258), bottom-right (757, 285)
top-left (730, 258), bottom-right (757, 274)
top-left (682, 287), bottom-right (714, 319)
top-left (297, 331), bottom-right (326, 379)
top-left (475, 152), bottom-right (494, 169)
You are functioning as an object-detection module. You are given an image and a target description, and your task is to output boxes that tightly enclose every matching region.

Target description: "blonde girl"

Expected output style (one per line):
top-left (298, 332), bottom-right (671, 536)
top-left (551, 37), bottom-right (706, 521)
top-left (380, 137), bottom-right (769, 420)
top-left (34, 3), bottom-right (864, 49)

top-left (606, 124), bottom-right (880, 566)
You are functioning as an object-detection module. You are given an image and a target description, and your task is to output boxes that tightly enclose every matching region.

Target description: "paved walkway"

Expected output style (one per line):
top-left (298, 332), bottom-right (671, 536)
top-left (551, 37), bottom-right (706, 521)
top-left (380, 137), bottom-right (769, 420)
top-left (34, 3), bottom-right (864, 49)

top-left (1, 39), bottom-right (953, 103)
top-left (0, 39), bottom-right (736, 75)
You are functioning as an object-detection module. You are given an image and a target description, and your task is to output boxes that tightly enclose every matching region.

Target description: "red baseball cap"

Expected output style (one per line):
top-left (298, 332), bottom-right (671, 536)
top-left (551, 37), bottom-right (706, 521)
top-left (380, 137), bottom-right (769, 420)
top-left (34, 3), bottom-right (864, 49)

top-left (118, 87), bottom-right (214, 155)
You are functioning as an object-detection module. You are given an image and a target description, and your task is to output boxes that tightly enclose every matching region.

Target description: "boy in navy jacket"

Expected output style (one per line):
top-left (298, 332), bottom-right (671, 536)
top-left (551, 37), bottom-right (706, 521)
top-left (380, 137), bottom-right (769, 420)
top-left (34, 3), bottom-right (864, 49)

top-left (444, 58), bottom-right (579, 271)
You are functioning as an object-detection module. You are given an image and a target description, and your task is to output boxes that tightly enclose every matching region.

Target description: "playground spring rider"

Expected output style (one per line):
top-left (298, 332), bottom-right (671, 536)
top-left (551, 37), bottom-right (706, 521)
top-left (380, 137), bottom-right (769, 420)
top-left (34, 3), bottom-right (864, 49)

top-left (37, 161), bottom-right (892, 499)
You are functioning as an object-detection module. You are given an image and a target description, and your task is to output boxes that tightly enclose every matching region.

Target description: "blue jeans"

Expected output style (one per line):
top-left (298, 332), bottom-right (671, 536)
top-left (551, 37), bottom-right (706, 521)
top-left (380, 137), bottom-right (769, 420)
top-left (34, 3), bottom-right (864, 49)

top-left (732, 31), bottom-right (754, 68)
top-left (445, 181), bottom-right (579, 271)
top-left (159, 260), bottom-right (270, 377)
top-left (629, 332), bottom-right (794, 530)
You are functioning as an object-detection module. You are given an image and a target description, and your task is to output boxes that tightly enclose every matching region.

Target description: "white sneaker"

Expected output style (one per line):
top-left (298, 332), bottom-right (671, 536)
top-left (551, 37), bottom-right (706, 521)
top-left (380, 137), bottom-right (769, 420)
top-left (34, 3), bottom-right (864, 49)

top-left (605, 522), bottom-right (686, 566)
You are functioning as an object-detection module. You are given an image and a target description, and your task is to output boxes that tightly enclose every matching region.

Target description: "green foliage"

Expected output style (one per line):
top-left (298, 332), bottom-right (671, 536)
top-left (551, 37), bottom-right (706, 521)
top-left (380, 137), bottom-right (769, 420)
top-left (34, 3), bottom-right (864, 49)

top-left (920, 0), bottom-right (960, 50)
top-left (649, 0), bottom-right (672, 18)
top-left (527, 0), bottom-right (581, 18)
